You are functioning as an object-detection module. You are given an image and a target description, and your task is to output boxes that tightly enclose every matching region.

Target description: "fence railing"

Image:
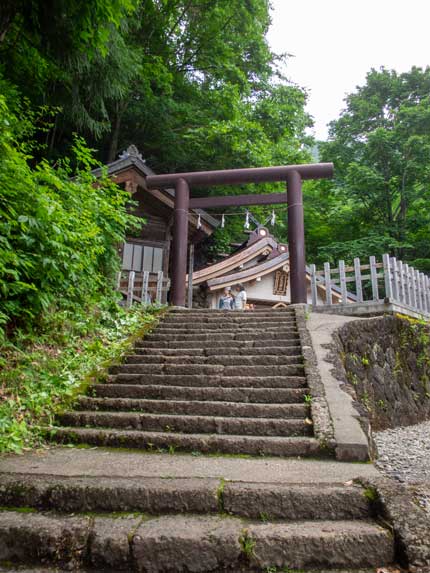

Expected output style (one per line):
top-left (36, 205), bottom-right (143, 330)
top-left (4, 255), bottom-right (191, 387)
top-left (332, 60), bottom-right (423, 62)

top-left (309, 254), bottom-right (430, 317)
top-left (116, 270), bottom-right (169, 307)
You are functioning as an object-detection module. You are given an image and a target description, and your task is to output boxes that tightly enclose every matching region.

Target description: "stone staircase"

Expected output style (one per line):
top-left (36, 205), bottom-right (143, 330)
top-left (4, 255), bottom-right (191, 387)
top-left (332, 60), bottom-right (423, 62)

top-left (0, 308), bottom-right (398, 572)
top-left (53, 308), bottom-right (323, 456)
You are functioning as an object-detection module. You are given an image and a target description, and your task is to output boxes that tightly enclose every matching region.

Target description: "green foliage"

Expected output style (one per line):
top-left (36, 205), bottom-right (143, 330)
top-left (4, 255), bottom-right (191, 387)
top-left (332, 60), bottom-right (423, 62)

top-left (0, 304), bottom-right (160, 453)
top-left (309, 67), bottom-right (430, 265)
top-left (0, 89), bottom-right (140, 335)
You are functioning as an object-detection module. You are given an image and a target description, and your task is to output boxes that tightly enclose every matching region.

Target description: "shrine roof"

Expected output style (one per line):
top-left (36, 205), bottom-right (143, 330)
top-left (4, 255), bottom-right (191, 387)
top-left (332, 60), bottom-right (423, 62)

top-left (92, 145), bottom-right (219, 231)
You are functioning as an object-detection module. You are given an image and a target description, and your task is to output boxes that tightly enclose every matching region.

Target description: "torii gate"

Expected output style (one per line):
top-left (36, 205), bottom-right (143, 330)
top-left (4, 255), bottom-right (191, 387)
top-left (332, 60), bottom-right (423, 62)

top-left (146, 163), bottom-right (333, 307)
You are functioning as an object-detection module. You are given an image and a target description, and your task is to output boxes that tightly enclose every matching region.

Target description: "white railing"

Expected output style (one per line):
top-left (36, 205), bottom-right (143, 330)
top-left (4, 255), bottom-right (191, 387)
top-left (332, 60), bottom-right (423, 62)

top-left (309, 254), bottom-right (430, 317)
top-left (116, 270), bottom-right (169, 307)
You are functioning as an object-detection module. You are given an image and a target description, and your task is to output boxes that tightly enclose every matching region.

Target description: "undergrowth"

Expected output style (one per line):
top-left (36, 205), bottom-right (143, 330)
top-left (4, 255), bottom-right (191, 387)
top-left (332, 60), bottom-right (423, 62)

top-left (0, 300), bottom-right (163, 454)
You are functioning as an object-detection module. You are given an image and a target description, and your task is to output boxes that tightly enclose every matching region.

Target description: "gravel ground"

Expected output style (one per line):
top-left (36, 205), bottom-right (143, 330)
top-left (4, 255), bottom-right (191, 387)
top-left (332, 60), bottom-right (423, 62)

top-left (374, 419), bottom-right (430, 516)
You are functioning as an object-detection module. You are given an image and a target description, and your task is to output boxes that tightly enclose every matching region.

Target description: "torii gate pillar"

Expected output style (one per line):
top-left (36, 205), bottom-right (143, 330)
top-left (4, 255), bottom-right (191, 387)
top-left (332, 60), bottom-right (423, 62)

top-left (286, 170), bottom-right (306, 305)
top-left (171, 178), bottom-right (190, 306)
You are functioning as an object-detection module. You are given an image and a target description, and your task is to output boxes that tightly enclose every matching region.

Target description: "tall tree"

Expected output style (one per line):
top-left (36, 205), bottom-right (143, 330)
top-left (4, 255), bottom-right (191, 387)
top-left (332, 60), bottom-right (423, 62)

top-left (314, 67), bottom-right (430, 268)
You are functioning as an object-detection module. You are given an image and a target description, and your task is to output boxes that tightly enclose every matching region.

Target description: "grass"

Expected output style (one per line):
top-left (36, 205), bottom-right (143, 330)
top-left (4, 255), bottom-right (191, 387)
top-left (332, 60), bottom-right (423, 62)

top-left (0, 301), bottom-right (164, 454)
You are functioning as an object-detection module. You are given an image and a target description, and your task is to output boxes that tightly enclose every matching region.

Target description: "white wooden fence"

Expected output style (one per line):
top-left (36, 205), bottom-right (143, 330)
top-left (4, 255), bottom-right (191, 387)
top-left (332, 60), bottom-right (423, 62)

top-left (309, 254), bottom-right (430, 317)
top-left (116, 270), bottom-right (169, 307)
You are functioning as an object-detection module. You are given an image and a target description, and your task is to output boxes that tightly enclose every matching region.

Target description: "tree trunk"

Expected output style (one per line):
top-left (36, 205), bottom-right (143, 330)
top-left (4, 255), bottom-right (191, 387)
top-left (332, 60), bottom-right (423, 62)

top-left (107, 110), bottom-right (122, 163)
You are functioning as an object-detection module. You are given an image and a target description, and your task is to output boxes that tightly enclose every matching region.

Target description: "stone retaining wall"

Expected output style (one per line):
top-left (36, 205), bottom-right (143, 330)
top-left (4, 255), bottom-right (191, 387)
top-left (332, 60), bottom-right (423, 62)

top-left (333, 315), bottom-right (430, 432)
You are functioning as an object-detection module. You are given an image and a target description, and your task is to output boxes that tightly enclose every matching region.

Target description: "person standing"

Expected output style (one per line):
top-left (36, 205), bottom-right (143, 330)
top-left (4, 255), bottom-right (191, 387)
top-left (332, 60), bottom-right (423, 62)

top-left (219, 287), bottom-right (234, 310)
top-left (233, 284), bottom-right (247, 310)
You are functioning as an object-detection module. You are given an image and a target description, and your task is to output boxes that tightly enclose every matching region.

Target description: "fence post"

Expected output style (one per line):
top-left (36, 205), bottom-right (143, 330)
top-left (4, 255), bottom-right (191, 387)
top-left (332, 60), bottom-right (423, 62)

top-left (410, 266), bottom-right (417, 309)
top-left (324, 262), bottom-right (332, 305)
top-left (416, 269), bottom-right (422, 311)
top-left (391, 257), bottom-right (399, 302)
top-left (127, 271), bottom-right (135, 308)
top-left (418, 271), bottom-right (424, 312)
top-left (405, 264), bottom-right (411, 306)
top-left (421, 273), bottom-right (428, 314)
top-left (398, 261), bottom-right (405, 304)
top-left (338, 260), bottom-right (347, 303)
top-left (310, 264), bottom-right (317, 306)
top-left (383, 254), bottom-right (393, 300)
top-left (425, 275), bottom-right (430, 314)
top-left (370, 256), bottom-right (379, 301)
top-left (354, 257), bottom-right (363, 303)
top-left (141, 271), bottom-right (149, 304)
top-left (156, 271), bottom-right (163, 304)
top-left (116, 271), bottom-right (122, 291)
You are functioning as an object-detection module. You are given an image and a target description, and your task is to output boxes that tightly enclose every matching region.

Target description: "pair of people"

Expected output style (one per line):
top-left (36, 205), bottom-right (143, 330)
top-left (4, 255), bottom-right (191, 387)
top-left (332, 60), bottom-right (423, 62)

top-left (219, 284), bottom-right (247, 310)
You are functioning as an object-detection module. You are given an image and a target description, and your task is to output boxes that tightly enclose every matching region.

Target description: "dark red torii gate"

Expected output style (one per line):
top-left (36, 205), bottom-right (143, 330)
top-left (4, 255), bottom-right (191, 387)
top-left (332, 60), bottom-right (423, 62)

top-left (146, 162), bottom-right (334, 307)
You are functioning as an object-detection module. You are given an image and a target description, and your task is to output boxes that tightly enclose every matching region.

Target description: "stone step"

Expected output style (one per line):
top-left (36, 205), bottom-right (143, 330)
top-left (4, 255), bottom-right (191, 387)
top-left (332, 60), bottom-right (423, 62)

top-left (145, 329), bottom-right (298, 341)
top-left (136, 337), bottom-right (301, 349)
top-left (110, 363), bottom-right (305, 377)
top-left (158, 319), bottom-right (297, 330)
top-left (92, 384), bottom-right (307, 403)
top-left (58, 411), bottom-right (313, 437)
top-left (124, 353), bottom-right (303, 366)
top-left (133, 345), bottom-right (303, 357)
top-left (0, 511), bottom-right (394, 571)
top-left (106, 374), bottom-right (307, 389)
top-left (0, 474), bottom-right (371, 521)
top-left (155, 325), bottom-right (297, 335)
top-left (167, 308), bottom-right (295, 317)
top-left (52, 427), bottom-right (324, 456)
top-left (77, 397), bottom-right (309, 418)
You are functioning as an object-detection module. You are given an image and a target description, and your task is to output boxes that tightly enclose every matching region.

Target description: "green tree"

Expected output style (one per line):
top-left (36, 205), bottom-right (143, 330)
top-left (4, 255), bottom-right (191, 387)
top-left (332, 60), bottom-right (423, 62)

top-left (315, 67), bottom-right (430, 267)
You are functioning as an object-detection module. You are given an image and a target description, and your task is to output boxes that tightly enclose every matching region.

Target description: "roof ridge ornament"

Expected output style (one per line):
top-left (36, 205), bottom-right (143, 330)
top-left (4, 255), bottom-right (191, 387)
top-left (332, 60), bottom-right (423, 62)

top-left (119, 144), bottom-right (145, 162)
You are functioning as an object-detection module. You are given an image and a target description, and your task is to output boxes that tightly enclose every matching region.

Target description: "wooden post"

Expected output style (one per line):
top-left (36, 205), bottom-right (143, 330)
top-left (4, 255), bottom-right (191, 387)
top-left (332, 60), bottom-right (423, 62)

top-left (398, 261), bottom-right (405, 304)
top-left (370, 256), bottom-right (379, 301)
top-left (141, 271), bottom-right (149, 305)
top-left (421, 273), bottom-right (428, 314)
top-left (156, 271), bottom-right (163, 304)
top-left (324, 262), bottom-right (332, 305)
top-left (405, 264), bottom-right (411, 306)
top-left (391, 257), bottom-right (399, 301)
top-left (354, 257), bottom-right (363, 303)
top-left (417, 271), bottom-right (424, 312)
top-left (425, 275), bottom-right (430, 314)
top-left (339, 260), bottom-right (347, 303)
top-left (383, 254), bottom-right (392, 300)
top-left (310, 264), bottom-right (317, 307)
top-left (116, 271), bottom-right (122, 291)
top-left (286, 170), bottom-right (307, 304)
top-left (127, 271), bottom-right (135, 308)
top-left (171, 178), bottom-right (190, 306)
top-left (188, 244), bottom-right (194, 309)
top-left (410, 267), bottom-right (417, 309)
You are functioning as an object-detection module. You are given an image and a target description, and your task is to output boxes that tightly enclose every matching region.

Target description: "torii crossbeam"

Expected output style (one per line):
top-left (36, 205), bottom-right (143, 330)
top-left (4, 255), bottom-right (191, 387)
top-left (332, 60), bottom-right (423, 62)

top-left (146, 162), bottom-right (334, 306)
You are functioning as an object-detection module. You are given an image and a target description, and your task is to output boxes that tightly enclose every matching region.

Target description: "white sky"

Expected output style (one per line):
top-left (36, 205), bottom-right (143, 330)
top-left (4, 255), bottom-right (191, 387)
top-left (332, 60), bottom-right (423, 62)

top-left (267, 0), bottom-right (430, 140)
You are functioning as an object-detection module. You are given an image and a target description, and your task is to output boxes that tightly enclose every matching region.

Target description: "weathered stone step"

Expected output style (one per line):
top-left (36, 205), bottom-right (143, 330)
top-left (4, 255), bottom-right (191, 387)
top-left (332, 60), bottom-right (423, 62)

top-left (145, 329), bottom-right (298, 341)
top-left (0, 474), bottom-right (371, 521)
top-left (110, 363), bottom-right (305, 377)
top-left (124, 353), bottom-right (303, 366)
top-left (106, 374), bottom-right (307, 389)
top-left (52, 427), bottom-right (324, 456)
top-left (92, 384), bottom-right (307, 403)
top-left (169, 308), bottom-right (295, 315)
top-left (158, 319), bottom-right (297, 330)
top-left (133, 345), bottom-right (303, 357)
top-left (77, 397), bottom-right (309, 418)
top-left (136, 337), bottom-right (300, 349)
top-left (0, 511), bottom-right (394, 571)
top-left (58, 411), bottom-right (313, 437)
